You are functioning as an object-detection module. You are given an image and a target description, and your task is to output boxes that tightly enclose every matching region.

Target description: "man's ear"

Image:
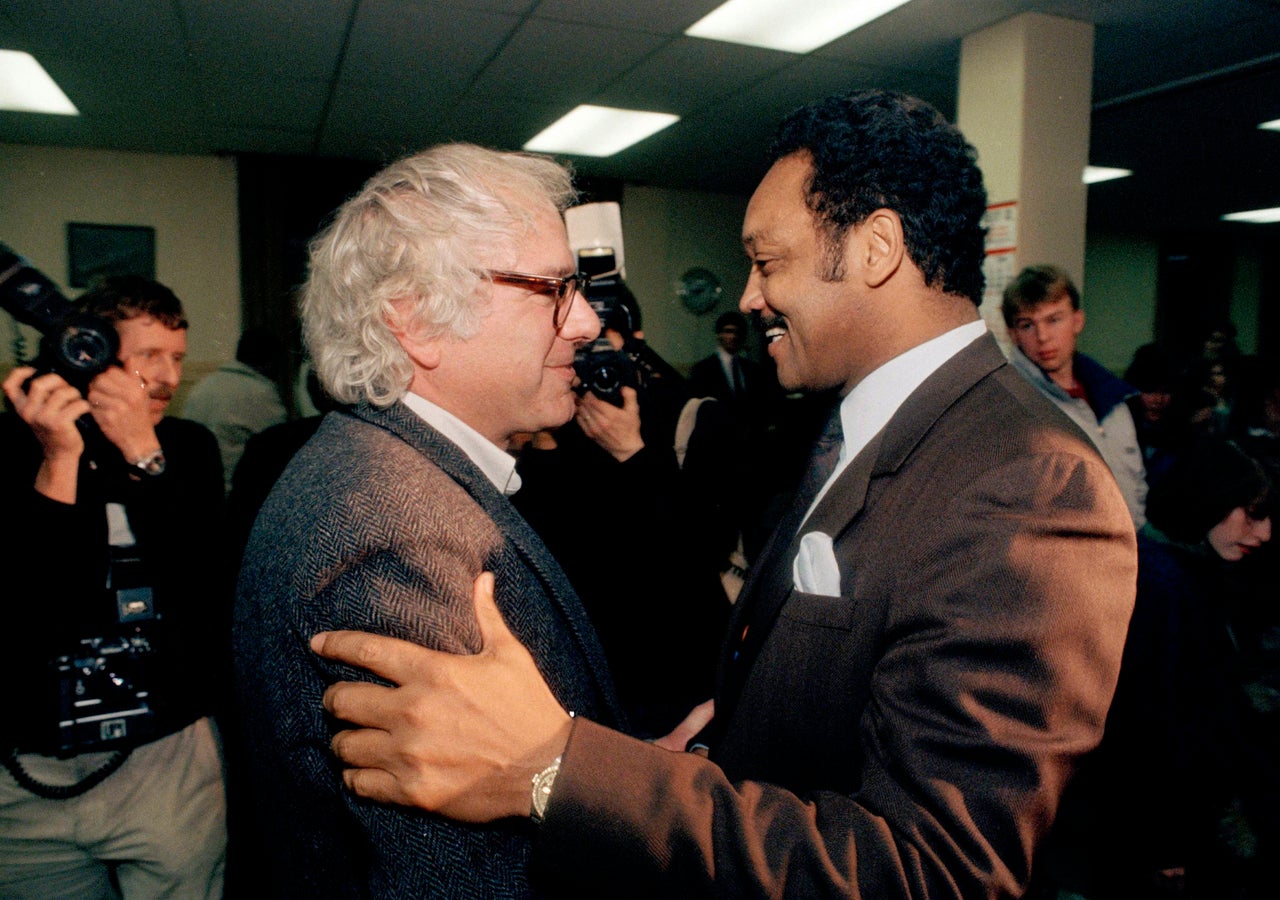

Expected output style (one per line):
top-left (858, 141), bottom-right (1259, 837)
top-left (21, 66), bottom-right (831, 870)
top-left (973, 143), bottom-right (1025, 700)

top-left (856, 208), bottom-right (905, 288)
top-left (385, 297), bottom-right (442, 370)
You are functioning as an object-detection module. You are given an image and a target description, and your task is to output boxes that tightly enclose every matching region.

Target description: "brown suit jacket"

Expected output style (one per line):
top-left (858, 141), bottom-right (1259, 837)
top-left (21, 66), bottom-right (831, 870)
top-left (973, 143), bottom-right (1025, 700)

top-left (535, 333), bottom-right (1137, 898)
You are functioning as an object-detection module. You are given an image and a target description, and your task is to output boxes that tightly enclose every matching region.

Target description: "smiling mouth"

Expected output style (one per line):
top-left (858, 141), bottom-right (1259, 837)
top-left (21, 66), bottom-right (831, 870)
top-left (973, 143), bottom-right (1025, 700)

top-left (759, 314), bottom-right (787, 344)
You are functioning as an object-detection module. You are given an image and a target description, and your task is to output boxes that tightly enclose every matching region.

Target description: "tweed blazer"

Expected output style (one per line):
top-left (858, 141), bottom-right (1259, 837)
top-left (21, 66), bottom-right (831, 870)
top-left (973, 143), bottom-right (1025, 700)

top-left (535, 332), bottom-right (1138, 898)
top-left (233, 401), bottom-right (624, 898)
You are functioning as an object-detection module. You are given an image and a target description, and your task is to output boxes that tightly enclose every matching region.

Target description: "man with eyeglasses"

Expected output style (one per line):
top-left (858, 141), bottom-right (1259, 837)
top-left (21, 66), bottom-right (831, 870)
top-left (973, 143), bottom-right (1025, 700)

top-left (231, 143), bottom-right (627, 897)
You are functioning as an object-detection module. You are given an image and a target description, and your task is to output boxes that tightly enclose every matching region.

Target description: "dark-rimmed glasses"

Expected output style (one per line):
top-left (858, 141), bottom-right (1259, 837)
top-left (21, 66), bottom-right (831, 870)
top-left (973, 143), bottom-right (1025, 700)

top-left (485, 269), bottom-right (590, 331)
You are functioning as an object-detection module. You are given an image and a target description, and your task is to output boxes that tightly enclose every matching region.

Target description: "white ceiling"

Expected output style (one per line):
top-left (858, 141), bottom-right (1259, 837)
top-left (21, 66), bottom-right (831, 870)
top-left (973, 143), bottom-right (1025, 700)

top-left (2, 0), bottom-right (1279, 233)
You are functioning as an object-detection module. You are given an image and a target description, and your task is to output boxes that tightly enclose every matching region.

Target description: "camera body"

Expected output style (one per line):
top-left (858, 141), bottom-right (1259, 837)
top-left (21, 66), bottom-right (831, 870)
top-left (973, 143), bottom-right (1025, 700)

top-left (0, 243), bottom-right (119, 392)
top-left (52, 629), bottom-right (159, 756)
top-left (573, 247), bottom-right (642, 407)
top-left (43, 546), bottom-right (163, 756)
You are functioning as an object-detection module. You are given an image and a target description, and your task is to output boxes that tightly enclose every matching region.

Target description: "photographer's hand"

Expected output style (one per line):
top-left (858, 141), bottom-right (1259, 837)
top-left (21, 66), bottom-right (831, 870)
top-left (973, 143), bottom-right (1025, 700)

top-left (2, 366), bottom-right (90, 503)
top-left (577, 386), bottom-right (643, 462)
top-left (87, 366), bottom-right (161, 465)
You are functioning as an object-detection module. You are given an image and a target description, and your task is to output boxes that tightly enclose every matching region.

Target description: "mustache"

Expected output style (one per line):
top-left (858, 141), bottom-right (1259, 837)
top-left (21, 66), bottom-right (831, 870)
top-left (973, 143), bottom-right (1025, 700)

top-left (753, 311), bottom-right (786, 332)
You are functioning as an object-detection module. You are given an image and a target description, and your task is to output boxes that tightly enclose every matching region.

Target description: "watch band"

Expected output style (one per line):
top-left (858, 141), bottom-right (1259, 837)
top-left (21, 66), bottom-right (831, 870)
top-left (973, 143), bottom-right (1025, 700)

top-left (530, 755), bottom-right (561, 824)
top-left (131, 448), bottom-right (166, 476)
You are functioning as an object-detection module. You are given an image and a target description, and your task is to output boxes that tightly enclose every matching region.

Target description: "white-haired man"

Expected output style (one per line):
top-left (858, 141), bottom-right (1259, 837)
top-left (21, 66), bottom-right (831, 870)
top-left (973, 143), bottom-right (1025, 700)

top-left (232, 144), bottom-right (626, 897)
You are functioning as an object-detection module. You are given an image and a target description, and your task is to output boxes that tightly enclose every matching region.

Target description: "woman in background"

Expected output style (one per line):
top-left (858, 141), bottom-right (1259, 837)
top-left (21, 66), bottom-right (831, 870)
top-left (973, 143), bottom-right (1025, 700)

top-left (1097, 437), bottom-right (1275, 899)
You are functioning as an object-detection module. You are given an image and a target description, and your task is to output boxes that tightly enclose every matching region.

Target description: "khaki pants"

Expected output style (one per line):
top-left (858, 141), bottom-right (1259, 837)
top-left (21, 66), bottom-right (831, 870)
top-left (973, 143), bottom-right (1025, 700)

top-left (0, 717), bottom-right (226, 899)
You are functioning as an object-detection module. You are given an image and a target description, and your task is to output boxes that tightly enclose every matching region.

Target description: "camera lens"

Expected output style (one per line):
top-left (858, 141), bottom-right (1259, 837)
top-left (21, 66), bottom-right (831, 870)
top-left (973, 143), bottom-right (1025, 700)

top-left (55, 315), bottom-right (120, 378)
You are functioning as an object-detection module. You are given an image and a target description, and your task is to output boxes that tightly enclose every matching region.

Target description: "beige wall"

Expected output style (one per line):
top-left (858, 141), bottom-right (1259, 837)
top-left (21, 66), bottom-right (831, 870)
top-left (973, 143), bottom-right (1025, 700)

top-left (4, 143), bottom-right (1263, 392)
top-left (1, 144), bottom-right (241, 398)
top-left (618, 184), bottom-right (751, 374)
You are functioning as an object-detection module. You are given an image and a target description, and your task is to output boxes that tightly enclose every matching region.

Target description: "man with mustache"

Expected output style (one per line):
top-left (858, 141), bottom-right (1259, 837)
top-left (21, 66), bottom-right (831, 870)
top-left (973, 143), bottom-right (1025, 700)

top-left (312, 91), bottom-right (1138, 897)
top-left (1, 275), bottom-right (227, 898)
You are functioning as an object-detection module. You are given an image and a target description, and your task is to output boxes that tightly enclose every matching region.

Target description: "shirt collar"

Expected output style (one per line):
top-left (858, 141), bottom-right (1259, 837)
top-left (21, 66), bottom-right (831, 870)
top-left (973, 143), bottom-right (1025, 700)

top-left (400, 392), bottom-right (522, 496)
top-left (805, 319), bottom-right (987, 518)
top-left (838, 318), bottom-right (989, 467)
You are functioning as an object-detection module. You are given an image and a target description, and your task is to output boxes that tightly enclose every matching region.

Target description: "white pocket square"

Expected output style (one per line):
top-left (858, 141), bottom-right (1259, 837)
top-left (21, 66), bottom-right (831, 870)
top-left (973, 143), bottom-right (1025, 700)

top-left (792, 531), bottom-right (841, 597)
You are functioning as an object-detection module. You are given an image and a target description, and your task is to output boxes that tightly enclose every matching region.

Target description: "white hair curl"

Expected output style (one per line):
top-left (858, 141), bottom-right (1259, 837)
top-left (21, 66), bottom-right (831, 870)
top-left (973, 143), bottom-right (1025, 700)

top-left (302, 143), bottom-right (575, 406)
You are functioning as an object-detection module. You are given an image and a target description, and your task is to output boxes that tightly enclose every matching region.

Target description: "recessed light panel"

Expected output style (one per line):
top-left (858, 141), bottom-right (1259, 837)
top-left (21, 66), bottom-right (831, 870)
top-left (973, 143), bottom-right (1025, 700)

top-left (1083, 166), bottom-right (1132, 185)
top-left (686, 0), bottom-right (913, 54)
top-left (0, 50), bottom-right (78, 115)
top-left (1221, 207), bottom-right (1280, 224)
top-left (524, 105), bottom-right (679, 157)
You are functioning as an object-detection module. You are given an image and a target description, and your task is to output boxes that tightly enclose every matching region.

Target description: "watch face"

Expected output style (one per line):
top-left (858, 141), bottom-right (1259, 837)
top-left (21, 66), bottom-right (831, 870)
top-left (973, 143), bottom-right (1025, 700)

top-left (135, 450), bottom-right (166, 476)
top-left (678, 267), bottom-right (722, 315)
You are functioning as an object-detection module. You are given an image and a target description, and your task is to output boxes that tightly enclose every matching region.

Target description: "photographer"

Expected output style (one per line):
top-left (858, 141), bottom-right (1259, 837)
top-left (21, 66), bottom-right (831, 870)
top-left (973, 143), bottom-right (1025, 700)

top-left (0, 276), bottom-right (226, 899)
top-left (515, 287), bottom-right (732, 738)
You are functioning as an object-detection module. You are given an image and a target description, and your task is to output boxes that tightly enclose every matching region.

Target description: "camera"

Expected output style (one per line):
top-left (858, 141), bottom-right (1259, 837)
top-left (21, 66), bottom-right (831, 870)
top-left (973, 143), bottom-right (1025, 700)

top-left (39, 544), bottom-right (163, 756)
top-left (573, 247), bottom-right (641, 407)
top-left (0, 243), bottom-right (119, 392)
top-left (51, 630), bottom-right (159, 756)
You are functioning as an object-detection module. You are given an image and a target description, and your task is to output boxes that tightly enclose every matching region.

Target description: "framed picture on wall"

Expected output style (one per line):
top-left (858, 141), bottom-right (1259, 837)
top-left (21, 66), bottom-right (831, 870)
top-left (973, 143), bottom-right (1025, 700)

top-left (67, 223), bottom-right (156, 288)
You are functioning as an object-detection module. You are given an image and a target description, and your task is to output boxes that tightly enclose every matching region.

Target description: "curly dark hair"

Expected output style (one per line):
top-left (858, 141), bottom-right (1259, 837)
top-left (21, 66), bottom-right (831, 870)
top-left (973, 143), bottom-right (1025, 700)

top-left (769, 89), bottom-right (988, 304)
top-left (1146, 438), bottom-right (1273, 543)
top-left (78, 274), bottom-right (188, 330)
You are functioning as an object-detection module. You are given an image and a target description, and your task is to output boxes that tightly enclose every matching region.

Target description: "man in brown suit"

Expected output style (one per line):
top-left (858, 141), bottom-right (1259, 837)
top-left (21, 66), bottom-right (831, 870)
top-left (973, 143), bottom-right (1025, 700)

top-left (312, 92), bottom-right (1137, 897)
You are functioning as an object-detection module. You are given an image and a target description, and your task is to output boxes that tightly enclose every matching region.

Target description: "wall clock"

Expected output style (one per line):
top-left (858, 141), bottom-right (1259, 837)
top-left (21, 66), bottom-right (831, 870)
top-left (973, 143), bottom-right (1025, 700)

top-left (677, 267), bottom-right (722, 315)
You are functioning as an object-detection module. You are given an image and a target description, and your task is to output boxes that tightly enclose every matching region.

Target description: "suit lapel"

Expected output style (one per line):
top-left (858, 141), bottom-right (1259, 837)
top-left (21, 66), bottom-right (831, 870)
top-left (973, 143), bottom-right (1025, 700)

top-left (349, 402), bottom-right (626, 726)
top-left (718, 437), bottom-right (879, 713)
top-left (717, 334), bottom-right (1009, 719)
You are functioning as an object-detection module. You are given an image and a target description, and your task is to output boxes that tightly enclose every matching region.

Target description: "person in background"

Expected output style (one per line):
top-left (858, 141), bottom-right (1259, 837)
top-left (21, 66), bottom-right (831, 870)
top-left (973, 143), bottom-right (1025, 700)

top-left (0, 275), bottom-right (226, 899)
top-left (182, 326), bottom-right (287, 494)
top-left (515, 287), bottom-right (731, 737)
top-left (688, 310), bottom-right (767, 411)
top-left (1004, 264), bottom-right (1149, 527)
top-left (1124, 341), bottom-right (1182, 487)
top-left (1039, 437), bottom-right (1275, 900)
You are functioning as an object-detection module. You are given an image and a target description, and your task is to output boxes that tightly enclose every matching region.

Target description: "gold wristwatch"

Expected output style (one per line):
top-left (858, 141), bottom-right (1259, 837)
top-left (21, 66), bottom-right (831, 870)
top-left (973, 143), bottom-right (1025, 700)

top-left (530, 756), bottom-right (561, 824)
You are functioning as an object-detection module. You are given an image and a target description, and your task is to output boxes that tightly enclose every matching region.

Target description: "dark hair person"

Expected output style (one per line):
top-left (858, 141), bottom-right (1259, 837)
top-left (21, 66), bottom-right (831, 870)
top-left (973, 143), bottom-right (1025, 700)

top-left (1058, 437), bottom-right (1276, 899)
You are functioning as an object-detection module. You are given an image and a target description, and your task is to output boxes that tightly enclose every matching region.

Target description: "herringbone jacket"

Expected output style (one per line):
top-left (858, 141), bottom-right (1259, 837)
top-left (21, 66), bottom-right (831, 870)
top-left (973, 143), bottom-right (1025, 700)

top-left (233, 401), bottom-right (624, 898)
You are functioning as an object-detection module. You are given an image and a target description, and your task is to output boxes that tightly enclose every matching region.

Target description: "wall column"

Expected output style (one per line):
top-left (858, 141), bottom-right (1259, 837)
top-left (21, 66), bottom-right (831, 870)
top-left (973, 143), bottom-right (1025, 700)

top-left (957, 12), bottom-right (1094, 343)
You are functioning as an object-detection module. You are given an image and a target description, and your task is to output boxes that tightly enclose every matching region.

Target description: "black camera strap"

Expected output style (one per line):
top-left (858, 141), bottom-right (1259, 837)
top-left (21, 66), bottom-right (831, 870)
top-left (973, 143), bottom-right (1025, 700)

top-left (2, 746), bottom-right (130, 800)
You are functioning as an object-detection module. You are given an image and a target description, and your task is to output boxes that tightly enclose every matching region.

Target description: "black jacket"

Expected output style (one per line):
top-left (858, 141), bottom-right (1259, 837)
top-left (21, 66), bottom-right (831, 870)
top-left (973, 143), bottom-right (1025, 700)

top-left (1, 413), bottom-right (226, 754)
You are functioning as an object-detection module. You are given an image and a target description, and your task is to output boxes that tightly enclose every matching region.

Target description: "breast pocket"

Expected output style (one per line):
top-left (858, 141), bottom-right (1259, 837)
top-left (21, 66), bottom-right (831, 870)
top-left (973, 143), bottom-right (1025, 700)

top-left (779, 589), bottom-right (858, 631)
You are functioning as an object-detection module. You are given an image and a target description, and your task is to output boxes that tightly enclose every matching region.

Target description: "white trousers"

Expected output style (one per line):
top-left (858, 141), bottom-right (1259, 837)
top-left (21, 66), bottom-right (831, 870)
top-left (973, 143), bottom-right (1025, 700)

top-left (0, 717), bottom-right (226, 899)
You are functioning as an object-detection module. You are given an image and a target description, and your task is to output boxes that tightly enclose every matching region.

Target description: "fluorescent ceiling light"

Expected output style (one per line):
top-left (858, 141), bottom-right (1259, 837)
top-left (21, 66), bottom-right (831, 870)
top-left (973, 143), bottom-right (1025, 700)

top-left (0, 50), bottom-right (78, 115)
top-left (1259, 119), bottom-right (1280, 132)
top-left (1083, 166), bottom-right (1132, 185)
top-left (524, 105), bottom-right (679, 157)
top-left (1221, 207), bottom-right (1280, 224)
top-left (686, 0), bottom-right (913, 54)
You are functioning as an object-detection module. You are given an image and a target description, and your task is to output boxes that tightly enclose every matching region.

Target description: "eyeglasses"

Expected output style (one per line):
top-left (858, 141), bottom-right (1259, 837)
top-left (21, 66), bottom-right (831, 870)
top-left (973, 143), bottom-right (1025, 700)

top-left (485, 269), bottom-right (590, 331)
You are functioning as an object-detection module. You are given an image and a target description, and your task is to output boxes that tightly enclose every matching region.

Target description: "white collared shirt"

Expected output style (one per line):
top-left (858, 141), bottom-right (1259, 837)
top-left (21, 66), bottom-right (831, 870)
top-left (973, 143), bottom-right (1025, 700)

top-left (808, 319), bottom-right (988, 513)
top-left (400, 392), bottom-right (522, 496)
top-left (717, 347), bottom-right (737, 389)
